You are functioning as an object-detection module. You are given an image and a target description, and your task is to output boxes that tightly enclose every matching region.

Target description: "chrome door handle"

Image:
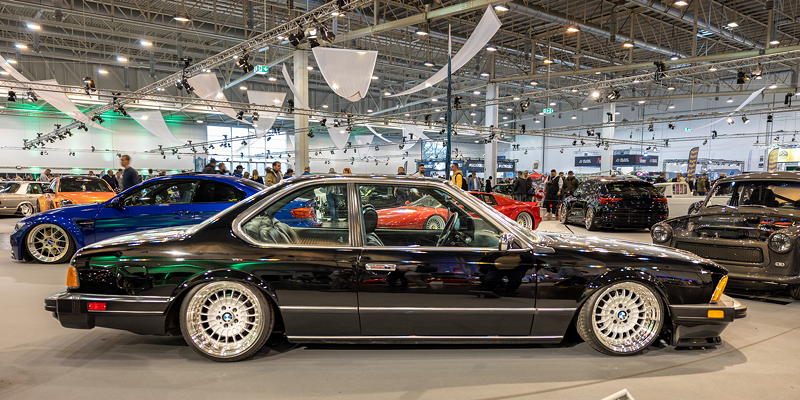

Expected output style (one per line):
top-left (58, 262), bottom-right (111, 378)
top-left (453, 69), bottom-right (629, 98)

top-left (365, 263), bottom-right (396, 271)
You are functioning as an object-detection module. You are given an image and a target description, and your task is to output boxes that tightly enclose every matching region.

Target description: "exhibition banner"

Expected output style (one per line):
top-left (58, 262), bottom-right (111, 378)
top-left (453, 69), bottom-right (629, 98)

top-left (687, 147), bottom-right (700, 175)
top-left (575, 156), bottom-right (601, 167)
top-left (613, 154), bottom-right (659, 166)
top-left (768, 148), bottom-right (780, 172)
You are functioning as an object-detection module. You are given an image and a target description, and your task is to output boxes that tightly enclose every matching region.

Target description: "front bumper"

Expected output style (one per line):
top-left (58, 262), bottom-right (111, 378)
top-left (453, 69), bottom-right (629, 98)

top-left (44, 291), bottom-right (172, 335)
top-left (668, 295), bottom-right (747, 347)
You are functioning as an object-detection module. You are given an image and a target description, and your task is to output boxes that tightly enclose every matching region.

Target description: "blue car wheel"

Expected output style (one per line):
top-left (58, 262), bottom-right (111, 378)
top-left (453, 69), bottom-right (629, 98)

top-left (25, 223), bottom-right (75, 264)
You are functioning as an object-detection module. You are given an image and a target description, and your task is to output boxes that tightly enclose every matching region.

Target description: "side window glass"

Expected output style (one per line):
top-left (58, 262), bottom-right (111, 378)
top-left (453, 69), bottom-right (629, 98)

top-left (241, 184), bottom-right (349, 246)
top-left (122, 181), bottom-right (197, 206)
top-left (482, 194), bottom-right (498, 206)
top-left (359, 184), bottom-right (501, 248)
top-left (27, 184), bottom-right (43, 194)
top-left (194, 181), bottom-right (246, 203)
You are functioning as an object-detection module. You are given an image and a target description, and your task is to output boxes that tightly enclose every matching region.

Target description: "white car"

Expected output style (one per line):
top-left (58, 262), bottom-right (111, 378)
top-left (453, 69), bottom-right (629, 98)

top-left (654, 181), bottom-right (705, 218)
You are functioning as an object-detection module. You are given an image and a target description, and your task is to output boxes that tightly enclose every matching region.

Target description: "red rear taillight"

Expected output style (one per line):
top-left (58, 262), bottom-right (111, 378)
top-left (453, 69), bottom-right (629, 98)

top-left (653, 197), bottom-right (668, 203)
top-left (598, 197), bottom-right (623, 204)
top-left (87, 302), bottom-right (107, 311)
top-left (290, 207), bottom-right (315, 219)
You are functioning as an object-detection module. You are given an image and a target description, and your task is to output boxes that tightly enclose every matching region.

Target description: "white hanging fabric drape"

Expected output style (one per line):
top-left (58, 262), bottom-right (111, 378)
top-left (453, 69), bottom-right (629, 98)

top-left (402, 125), bottom-right (431, 145)
top-left (365, 125), bottom-right (393, 143)
top-left (281, 64), bottom-right (309, 110)
top-left (326, 126), bottom-right (351, 149)
top-left (695, 87), bottom-right (765, 130)
top-left (187, 72), bottom-right (251, 124)
top-left (0, 54), bottom-right (110, 132)
top-left (127, 110), bottom-right (181, 144)
top-left (312, 47), bottom-right (378, 102)
top-left (354, 135), bottom-right (374, 146)
top-left (389, 7), bottom-right (501, 97)
top-left (246, 91), bottom-right (286, 137)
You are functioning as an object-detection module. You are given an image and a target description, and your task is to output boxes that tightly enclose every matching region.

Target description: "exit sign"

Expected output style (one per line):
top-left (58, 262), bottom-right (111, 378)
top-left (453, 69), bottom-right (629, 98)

top-left (684, 127), bottom-right (692, 132)
top-left (254, 65), bottom-right (270, 74)
top-left (542, 108), bottom-right (555, 114)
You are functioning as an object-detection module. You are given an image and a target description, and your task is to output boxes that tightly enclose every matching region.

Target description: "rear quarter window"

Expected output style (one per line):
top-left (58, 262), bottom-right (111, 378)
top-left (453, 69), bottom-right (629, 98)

top-left (194, 181), bottom-right (246, 203)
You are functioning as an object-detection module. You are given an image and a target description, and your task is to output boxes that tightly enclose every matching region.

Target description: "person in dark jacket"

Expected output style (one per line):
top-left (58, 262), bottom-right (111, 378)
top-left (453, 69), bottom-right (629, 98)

top-left (101, 169), bottom-right (118, 191)
top-left (202, 159), bottom-right (218, 174)
top-left (562, 171), bottom-right (579, 197)
top-left (484, 176), bottom-right (493, 192)
top-left (119, 154), bottom-right (141, 191)
top-left (512, 172), bottom-right (528, 201)
top-left (543, 169), bottom-right (563, 219)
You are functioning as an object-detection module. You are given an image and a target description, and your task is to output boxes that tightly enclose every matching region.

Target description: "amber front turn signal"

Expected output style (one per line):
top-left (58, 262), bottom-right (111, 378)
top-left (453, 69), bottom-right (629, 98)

top-left (707, 310), bottom-right (725, 319)
top-left (710, 275), bottom-right (728, 303)
top-left (66, 266), bottom-right (79, 289)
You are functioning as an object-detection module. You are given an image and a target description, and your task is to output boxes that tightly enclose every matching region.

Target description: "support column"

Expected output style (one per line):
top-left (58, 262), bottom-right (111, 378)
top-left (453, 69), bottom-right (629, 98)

top-left (484, 82), bottom-right (499, 180)
top-left (293, 50), bottom-right (309, 172)
top-left (599, 103), bottom-right (616, 174)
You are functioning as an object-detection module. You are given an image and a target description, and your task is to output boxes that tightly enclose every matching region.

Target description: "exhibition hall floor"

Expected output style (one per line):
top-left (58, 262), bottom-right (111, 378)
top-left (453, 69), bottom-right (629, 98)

top-left (1, 218), bottom-right (798, 400)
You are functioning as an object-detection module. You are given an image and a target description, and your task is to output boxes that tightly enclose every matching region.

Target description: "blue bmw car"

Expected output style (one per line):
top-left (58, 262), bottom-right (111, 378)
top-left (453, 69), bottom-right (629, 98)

top-left (11, 174), bottom-right (265, 264)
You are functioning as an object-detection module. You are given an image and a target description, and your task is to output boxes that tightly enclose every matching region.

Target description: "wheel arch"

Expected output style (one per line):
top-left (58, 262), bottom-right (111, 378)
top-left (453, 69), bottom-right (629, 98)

top-left (21, 220), bottom-right (83, 261)
top-left (165, 268), bottom-right (285, 335)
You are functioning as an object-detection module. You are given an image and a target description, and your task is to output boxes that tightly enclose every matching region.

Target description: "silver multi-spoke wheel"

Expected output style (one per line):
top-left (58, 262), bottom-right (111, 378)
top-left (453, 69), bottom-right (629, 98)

top-left (577, 281), bottom-right (664, 355)
top-left (26, 224), bottom-right (73, 263)
top-left (424, 214), bottom-right (446, 230)
top-left (181, 281), bottom-right (272, 361)
top-left (515, 212), bottom-right (533, 229)
top-left (584, 208), bottom-right (597, 231)
top-left (558, 204), bottom-right (568, 223)
top-left (18, 203), bottom-right (34, 217)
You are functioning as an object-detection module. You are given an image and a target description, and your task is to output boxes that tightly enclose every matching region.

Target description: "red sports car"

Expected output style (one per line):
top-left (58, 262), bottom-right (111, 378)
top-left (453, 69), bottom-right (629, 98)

top-left (469, 191), bottom-right (541, 229)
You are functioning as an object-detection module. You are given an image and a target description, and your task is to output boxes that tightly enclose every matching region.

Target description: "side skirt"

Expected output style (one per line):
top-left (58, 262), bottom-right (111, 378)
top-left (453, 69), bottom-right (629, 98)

top-left (286, 335), bottom-right (564, 345)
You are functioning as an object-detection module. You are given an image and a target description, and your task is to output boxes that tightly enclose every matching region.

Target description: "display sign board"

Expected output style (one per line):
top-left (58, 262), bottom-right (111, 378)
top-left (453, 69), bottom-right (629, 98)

top-left (254, 65), bottom-right (270, 74)
top-left (613, 154), bottom-right (659, 166)
top-left (769, 149), bottom-right (780, 172)
top-left (776, 148), bottom-right (800, 163)
top-left (542, 108), bottom-right (555, 114)
top-left (497, 160), bottom-right (516, 172)
top-left (687, 147), bottom-right (700, 175)
top-left (575, 156), bottom-right (601, 167)
top-left (463, 159), bottom-right (485, 173)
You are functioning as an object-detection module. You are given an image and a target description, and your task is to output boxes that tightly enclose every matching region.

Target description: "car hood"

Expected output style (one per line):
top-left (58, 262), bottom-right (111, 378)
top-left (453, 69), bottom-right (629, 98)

top-left (60, 192), bottom-right (116, 204)
top-left (668, 206), bottom-right (800, 228)
top-left (535, 231), bottom-right (720, 267)
top-left (18, 202), bottom-right (103, 225)
top-left (84, 225), bottom-right (194, 250)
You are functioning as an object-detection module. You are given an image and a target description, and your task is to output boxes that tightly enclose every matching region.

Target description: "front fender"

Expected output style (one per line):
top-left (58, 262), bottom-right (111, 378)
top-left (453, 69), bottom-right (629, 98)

top-left (579, 268), bottom-right (674, 310)
top-left (12, 214), bottom-right (87, 260)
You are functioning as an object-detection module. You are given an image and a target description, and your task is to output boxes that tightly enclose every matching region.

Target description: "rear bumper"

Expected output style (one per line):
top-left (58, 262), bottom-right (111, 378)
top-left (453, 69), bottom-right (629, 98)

top-left (596, 212), bottom-right (666, 228)
top-left (668, 295), bottom-right (747, 346)
top-left (44, 291), bottom-right (171, 335)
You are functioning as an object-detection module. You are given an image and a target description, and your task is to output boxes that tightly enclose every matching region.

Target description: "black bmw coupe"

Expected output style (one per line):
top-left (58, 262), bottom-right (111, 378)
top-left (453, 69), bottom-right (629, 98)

top-left (45, 175), bottom-right (744, 361)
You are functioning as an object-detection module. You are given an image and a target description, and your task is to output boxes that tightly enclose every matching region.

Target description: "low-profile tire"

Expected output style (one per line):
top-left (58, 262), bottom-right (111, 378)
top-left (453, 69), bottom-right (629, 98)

top-left (576, 281), bottom-right (665, 356)
top-left (558, 204), bottom-right (569, 224)
top-left (424, 214), bottom-right (446, 230)
top-left (18, 203), bottom-right (34, 217)
top-left (790, 285), bottom-right (800, 300)
top-left (180, 280), bottom-right (273, 362)
top-left (515, 212), bottom-right (534, 229)
top-left (584, 208), bottom-right (598, 231)
top-left (25, 223), bottom-right (75, 264)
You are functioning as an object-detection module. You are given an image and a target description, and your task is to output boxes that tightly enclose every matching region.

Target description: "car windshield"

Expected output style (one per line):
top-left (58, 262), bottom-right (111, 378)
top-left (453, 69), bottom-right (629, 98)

top-left (59, 177), bottom-right (112, 192)
top-left (0, 183), bottom-right (19, 193)
top-left (409, 195), bottom-right (443, 208)
top-left (705, 180), bottom-right (800, 208)
top-left (603, 181), bottom-right (660, 196)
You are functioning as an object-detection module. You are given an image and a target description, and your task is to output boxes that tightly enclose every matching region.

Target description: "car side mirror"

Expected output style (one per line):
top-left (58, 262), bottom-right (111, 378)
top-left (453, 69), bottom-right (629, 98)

top-left (499, 233), bottom-right (515, 251)
top-left (108, 197), bottom-right (123, 208)
top-left (688, 200), bottom-right (704, 214)
top-left (43, 188), bottom-right (54, 194)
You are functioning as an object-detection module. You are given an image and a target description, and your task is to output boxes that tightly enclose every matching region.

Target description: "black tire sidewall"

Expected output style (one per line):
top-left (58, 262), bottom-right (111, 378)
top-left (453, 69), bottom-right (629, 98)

top-left (179, 281), bottom-right (273, 362)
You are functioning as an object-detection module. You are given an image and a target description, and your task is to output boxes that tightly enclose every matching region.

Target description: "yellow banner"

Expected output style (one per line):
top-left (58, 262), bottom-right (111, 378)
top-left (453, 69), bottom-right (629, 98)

top-left (768, 148), bottom-right (780, 172)
top-left (687, 147), bottom-right (700, 175)
top-left (776, 148), bottom-right (800, 163)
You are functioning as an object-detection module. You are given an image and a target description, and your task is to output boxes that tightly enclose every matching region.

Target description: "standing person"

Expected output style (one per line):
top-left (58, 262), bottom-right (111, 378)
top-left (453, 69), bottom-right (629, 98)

top-left (217, 162), bottom-right (230, 175)
top-left (303, 166), bottom-right (311, 175)
top-left (543, 169), bottom-right (563, 219)
top-left (285, 168), bottom-right (295, 178)
top-left (119, 154), bottom-right (141, 191)
top-left (468, 173), bottom-right (481, 191)
top-left (101, 169), bottom-right (117, 190)
top-left (562, 171), bottom-right (579, 197)
top-left (411, 164), bottom-right (425, 177)
top-left (654, 172), bottom-right (667, 183)
top-left (38, 169), bottom-right (53, 182)
top-left (202, 159), bottom-right (218, 174)
top-left (524, 171), bottom-right (535, 201)
top-left (114, 169), bottom-right (124, 190)
top-left (341, 168), bottom-right (351, 175)
top-left (88, 170), bottom-right (96, 177)
top-left (251, 169), bottom-right (264, 184)
top-left (512, 172), bottom-right (527, 201)
top-left (147, 169), bottom-right (154, 180)
top-left (696, 173), bottom-right (709, 196)
top-left (233, 165), bottom-right (244, 178)
top-left (265, 161), bottom-right (283, 185)
top-left (397, 166), bottom-right (406, 175)
top-left (328, 168), bottom-right (336, 174)
top-left (672, 173), bottom-right (684, 183)
top-left (243, 171), bottom-right (250, 179)
top-left (450, 163), bottom-right (466, 189)
top-left (484, 176), bottom-right (493, 192)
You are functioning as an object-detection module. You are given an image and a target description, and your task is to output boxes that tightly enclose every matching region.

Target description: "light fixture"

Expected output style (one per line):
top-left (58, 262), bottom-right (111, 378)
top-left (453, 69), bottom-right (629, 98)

top-left (485, 45), bottom-right (497, 52)
top-left (566, 25), bottom-right (580, 33)
top-left (26, 22), bottom-right (41, 31)
top-left (423, 61), bottom-right (434, 67)
top-left (480, 72), bottom-right (490, 77)
top-left (470, 103), bottom-right (477, 107)
top-left (549, 102), bottom-right (556, 106)
top-left (769, 84), bottom-right (778, 89)
top-left (196, 120), bottom-right (204, 124)
top-left (668, 105), bottom-right (676, 109)
top-left (371, 75), bottom-right (379, 80)
top-left (174, 16), bottom-right (191, 22)
top-left (667, 86), bottom-right (675, 90)
top-left (473, 90), bottom-right (481, 95)
top-left (116, 56), bottom-right (128, 62)
top-left (770, 39), bottom-right (780, 45)
top-left (6, 59), bottom-right (17, 65)
top-left (530, 81), bottom-right (538, 86)
top-left (513, 97), bottom-right (521, 101)
top-left (543, 58), bottom-right (553, 64)
top-left (727, 21), bottom-right (739, 28)
top-left (742, 115), bottom-right (750, 124)
top-left (268, 76), bottom-right (277, 81)
top-left (638, 100), bottom-right (646, 104)
top-left (384, 91), bottom-right (391, 96)
top-left (367, 109), bottom-right (373, 113)
top-left (493, 4), bottom-right (509, 12)
top-left (97, 68), bottom-right (109, 75)
top-left (622, 41), bottom-right (634, 48)
top-left (14, 43), bottom-right (28, 50)
top-left (590, 90), bottom-right (601, 99)
top-left (415, 27), bottom-right (429, 36)
top-left (670, 55), bottom-right (679, 61)
top-left (726, 116), bottom-right (734, 124)
top-left (571, 115), bottom-right (577, 120)
top-left (140, 39), bottom-right (153, 47)
top-left (726, 97), bottom-right (734, 103)
top-left (321, 104), bottom-right (329, 108)
top-left (581, 107), bottom-right (588, 111)
top-left (239, 85), bottom-right (247, 91)
top-left (673, 0), bottom-right (688, 6)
